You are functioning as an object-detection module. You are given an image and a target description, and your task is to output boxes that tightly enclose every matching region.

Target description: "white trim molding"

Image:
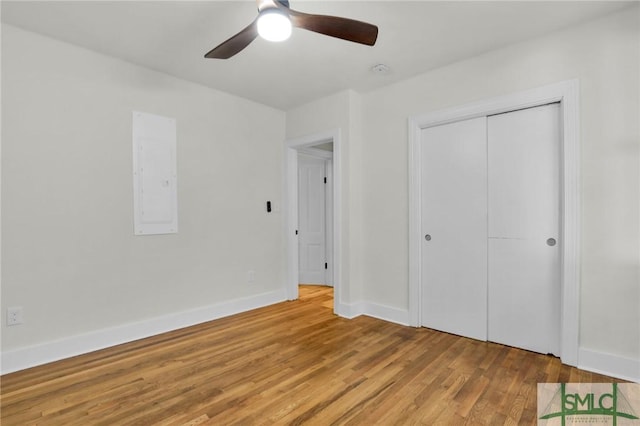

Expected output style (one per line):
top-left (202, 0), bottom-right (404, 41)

top-left (297, 146), bottom-right (334, 160)
top-left (334, 301), bottom-right (365, 320)
top-left (1, 289), bottom-right (287, 375)
top-left (335, 301), bottom-right (410, 326)
top-left (284, 129), bottom-right (343, 311)
top-left (362, 302), bottom-right (411, 326)
top-left (408, 80), bottom-right (580, 366)
top-left (579, 348), bottom-right (640, 383)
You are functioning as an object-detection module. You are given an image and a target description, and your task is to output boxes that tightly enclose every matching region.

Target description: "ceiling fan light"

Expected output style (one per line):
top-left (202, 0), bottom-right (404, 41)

top-left (257, 10), bottom-right (292, 42)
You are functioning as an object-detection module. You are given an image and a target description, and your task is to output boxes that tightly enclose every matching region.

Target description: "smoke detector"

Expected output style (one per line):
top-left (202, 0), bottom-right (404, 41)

top-left (371, 63), bottom-right (391, 75)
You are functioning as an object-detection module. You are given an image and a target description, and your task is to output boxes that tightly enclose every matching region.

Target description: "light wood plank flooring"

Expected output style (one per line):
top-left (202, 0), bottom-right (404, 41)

top-left (1, 285), bottom-right (622, 425)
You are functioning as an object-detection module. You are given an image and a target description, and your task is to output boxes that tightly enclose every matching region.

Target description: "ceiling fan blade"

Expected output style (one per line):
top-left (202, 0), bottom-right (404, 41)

top-left (205, 19), bottom-right (259, 59)
top-left (286, 8), bottom-right (378, 46)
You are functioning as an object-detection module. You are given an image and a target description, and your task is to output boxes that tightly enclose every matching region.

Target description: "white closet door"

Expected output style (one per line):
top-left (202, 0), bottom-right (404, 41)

top-left (420, 117), bottom-right (488, 341)
top-left (298, 155), bottom-right (327, 285)
top-left (487, 103), bottom-right (561, 355)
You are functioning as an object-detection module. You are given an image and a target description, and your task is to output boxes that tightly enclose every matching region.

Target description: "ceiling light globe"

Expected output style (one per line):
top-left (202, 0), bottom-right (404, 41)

top-left (257, 11), bottom-right (292, 42)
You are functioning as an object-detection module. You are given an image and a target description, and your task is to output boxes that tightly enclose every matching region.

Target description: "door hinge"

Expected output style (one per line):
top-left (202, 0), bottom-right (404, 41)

top-left (324, 177), bottom-right (327, 184)
top-left (295, 230), bottom-right (298, 235)
top-left (325, 262), bottom-right (328, 269)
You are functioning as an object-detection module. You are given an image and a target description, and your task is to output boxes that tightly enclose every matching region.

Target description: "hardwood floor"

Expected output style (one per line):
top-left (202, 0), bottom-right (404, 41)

top-left (1, 285), bottom-right (622, 425)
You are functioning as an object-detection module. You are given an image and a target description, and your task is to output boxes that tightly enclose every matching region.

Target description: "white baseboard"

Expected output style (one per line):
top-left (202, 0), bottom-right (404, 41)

top-left (1, 289), bottom-right (287, 375)
top-left (12, 295), bottom-right (625, 383)
top-left (334, 301), bottom-right (365, 319)
top-left (578, 347), bottom-right (640, 383)
top-left (338, 305), bottom-right (639, 382)
top-left (335, 300), bottom-right (410, 326)
top-left (362, 301), bottom-right (410, 326)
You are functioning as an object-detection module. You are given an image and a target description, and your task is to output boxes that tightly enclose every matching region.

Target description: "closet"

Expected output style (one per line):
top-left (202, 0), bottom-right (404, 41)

top-left (420, 103), bottom-right (561, 356)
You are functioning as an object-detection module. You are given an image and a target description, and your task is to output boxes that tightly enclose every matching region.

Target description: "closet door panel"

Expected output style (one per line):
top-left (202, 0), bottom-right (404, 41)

top-left (487, 104), bottom-right (561, 355)
top-left (420, 117), bottom-right (488, 341)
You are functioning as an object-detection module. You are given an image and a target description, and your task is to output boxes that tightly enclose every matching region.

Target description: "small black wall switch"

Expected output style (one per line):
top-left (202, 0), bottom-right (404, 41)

top-left (266, 201), bottom-right (272, 213)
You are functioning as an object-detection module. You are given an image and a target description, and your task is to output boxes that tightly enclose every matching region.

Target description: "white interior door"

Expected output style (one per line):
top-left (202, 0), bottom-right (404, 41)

top-left (487, 103), bottom-right (561, 355)
top-left (298, 154), bottom-right (327, 285)
top-left (420, 117), bottom-right (488, 341)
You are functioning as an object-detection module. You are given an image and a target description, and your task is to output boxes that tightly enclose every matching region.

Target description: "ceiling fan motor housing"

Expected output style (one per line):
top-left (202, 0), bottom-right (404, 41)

top-left (258, 0), bottom-right (289, 12)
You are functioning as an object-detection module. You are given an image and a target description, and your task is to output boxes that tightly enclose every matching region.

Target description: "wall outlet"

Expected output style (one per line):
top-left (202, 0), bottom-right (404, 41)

top-left (7, 307), bottom-right (23, 326)
top-left (247, 270), bottom-right (256, 284)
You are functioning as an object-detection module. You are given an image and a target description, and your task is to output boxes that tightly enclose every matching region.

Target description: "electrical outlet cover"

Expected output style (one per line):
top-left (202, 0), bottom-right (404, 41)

top-left (7, 307), bottom-right (23, 326)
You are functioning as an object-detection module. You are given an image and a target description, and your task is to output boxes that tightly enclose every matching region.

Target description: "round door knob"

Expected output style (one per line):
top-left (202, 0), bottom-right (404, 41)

top-left (425, 234), bottom-right (432, 241)
top-left (547, 238), bottom-right (557, 246)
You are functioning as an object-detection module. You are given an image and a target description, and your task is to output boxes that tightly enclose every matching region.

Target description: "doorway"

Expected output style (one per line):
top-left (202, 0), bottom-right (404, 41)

top-left (408, 80), bottom-right (580, 366)
top-left (299, 285), bottom-right (334, 309)
top-left (285, 129), bottom-right (342, 314)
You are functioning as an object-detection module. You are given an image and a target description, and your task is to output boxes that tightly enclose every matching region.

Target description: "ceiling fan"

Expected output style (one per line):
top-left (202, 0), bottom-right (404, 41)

top-left (204, 0), bottom-right (378, 59)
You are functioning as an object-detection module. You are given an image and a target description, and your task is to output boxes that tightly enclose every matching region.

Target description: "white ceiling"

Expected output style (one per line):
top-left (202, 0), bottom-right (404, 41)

top-left (1, 1), bottom-right (634, 110)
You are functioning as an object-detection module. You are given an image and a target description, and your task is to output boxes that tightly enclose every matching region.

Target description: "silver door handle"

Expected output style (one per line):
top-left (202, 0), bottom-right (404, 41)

top-left (547, 238), bottom-right (557, 246)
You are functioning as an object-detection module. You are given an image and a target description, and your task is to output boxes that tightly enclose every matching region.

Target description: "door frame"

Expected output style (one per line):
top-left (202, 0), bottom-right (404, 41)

top-left (284, 129), bottom-right (342, 312)
top-left (408, 80), bottom-right (580, 366)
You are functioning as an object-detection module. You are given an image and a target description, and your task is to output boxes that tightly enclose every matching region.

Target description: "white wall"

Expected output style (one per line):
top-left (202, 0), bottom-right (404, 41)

top-left (286, 7), bottom-right (639, 380)
top-left (1, 25), bottom-right (286, 371)
top-left (360, 7), bottom-right (639, 371)
top-left (3, 5), bottom-right (638, 380)
top-left (286, 90), bottom-right (365, 307)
